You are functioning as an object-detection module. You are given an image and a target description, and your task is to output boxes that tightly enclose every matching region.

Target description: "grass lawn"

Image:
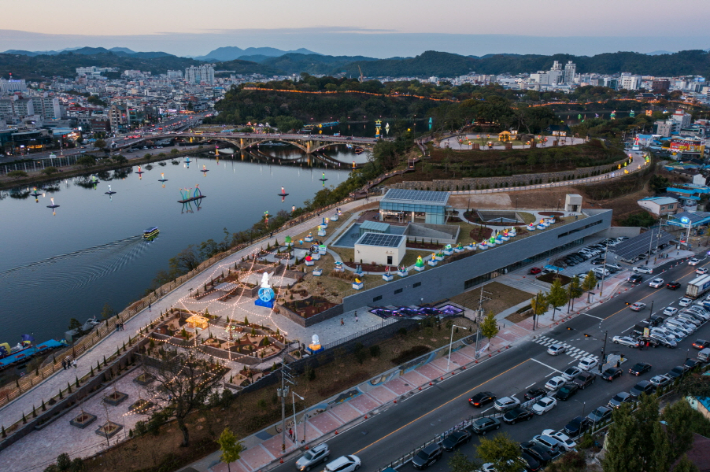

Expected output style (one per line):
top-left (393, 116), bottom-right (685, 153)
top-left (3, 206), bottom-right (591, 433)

top-left (83, 317), bottom-right (477, 472)
top-left (518, 212), bottom-right (537, 224)
top-left (450, 281), bottom-right (533, 315)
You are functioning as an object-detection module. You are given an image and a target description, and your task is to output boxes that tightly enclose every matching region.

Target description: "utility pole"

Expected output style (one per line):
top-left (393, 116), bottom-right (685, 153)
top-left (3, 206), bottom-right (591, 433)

top-left (277, 363), bottom-right (294, 453)
top-left (598, 331), bottom-right (608, 374)
top-left (599, 241), bottom-right (610, 296)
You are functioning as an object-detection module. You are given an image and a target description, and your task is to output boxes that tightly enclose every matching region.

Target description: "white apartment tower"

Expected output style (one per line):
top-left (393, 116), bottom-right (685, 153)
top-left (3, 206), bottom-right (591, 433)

top-left (185, 65), bottom-right (215, 85)
top-left (564, 61), bottom-right (576, 84)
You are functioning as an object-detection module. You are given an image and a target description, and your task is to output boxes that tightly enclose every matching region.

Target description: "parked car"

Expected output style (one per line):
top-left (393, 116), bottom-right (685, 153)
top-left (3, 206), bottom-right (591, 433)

top-left (545, 376), bottom-right (567, 391)
top-left (529, 267), bottom-right (542, 275)
top-left (608, 392), bottom-right (635, 409)
top-left (629, 362), bottom-right (652, 376)
top-left (469, 391), bottom-right (496, 408)
top-left (468, 417), bottom-right (502, 435)
top-left (441, 430), bottom-right (472, 451)
top-left (555, 383), bottom-right (579, 401)
top-left (531, 397), bottom-right (558, 415)
top-left (649, 375), bottom-right (672, 388)
top-left (544, 431), bottom-right (576, 452)
top-left (520, 452), bottom-right (541, 472)
top-left (667, 366), bottom-right (686, 380)
top-left (296, 443), bottom-right (330, 471)
top-left (587, 406), bottom-right (612, 424)
top-left (412, 445), bottom-right (442, 469)
top-left (613, 336), bottom-right (639, 347)
top-left (685, 358), bottom-right (700, 370)
top-left (531, 435), bottom-right (563, 454)
top-left (663, 307), bottom-right (679, 316)
top-left (503, 407), bottom-right (535, 424)
top-left (561, 366), bottom-right (582, 381)
top-left (629, 380), bottom-right (656, 398)
top-left (634, 266), bottom-right (653, 274)
top-left (520, 442), bottom-right (553, 466)
top-left (630, 302), bottom-right (647, 312)
top-left (649, 278), bottom-right (665, 288)
top-left (692, 339), bottom-right (710, 350)
top-left (494, 397), bottom-right (521, 412)
top-left (547, 344), bottom-right (566, 356)
top-left (323, 456), bottom-right (361, 472)
top-left (578, 357), bottom-right (599, 371)
top-left (650, 334), bottom-right (678, 348)
top-left (601, 367), bottom-right (623, 381)
top-left (524, 388), bottom-right (548, 401)
top-left (564, 416), bottom-right (592, 438)
top-left (573, 372), bottom-right (597, 389)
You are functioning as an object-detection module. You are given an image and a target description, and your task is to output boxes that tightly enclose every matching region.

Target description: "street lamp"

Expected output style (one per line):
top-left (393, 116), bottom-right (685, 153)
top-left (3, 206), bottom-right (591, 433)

top-left (447, 324), bottom-right (469, 372)
top-left (292, 391), bottom-right (304, 444)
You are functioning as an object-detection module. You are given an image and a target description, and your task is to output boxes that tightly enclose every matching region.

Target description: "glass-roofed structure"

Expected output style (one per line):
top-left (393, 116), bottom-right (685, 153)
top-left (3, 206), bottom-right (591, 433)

top-left (379, 189), bottom-right (451, 224)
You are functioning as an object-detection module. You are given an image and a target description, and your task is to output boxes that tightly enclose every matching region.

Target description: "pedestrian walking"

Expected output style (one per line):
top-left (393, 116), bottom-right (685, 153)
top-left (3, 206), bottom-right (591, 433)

top-left (72, 359), bottom-right (77, 369)
top-left (340, 318), bottom-right (344, 326)
top-left (61, 359), bottom-right (66, 370)
top-left (116, 323), bottom-right (120, 333)
top-left (289, 428), bottom-right (293, 440)
top-left (149, 302), bottom-right (152, 312)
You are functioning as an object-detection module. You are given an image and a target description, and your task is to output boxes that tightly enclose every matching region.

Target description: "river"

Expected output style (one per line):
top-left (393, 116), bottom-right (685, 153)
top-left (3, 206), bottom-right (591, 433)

top-left (0, 150), bottom-right (352, 344)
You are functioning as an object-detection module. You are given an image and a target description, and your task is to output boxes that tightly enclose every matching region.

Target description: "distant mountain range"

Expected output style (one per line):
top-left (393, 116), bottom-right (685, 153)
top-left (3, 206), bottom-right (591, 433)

top-left (1, 47), bottom-right (708, 81)
top-left (194, 46), bottom-right (319, 61)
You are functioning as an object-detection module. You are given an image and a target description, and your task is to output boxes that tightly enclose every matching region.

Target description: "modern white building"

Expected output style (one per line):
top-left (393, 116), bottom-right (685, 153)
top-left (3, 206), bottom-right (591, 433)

top-left (167, 70), bottom-right (183, 79)
top-left (563, 61), bottom-right (576, 84)
top-left (0, 78), bottom-right (27, 93)
top-left (0, 96), bottom-right (34, 119)
top-left (354, 233), bottom-right (407, 267)
top-left (30, 94), bottom-right (62, 120)
top-left (185, 65), bottom-right (215, 85)
top-left (620, 74), bottom-right (642, 91)
top-left (671, 109), bottom-right (692, 129)
top-left (638, 196), bottom-right (679, 217)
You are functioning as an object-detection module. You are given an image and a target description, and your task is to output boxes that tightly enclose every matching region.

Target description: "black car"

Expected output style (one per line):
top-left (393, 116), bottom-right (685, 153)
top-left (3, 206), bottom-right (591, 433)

top-left (441, 430), bottom-right (471, 451)
top-left (555, 383), bottom-right (579, 401)
top-left (564, 416), bottom-right (592, 438)
top-left (629, 362), bottom-right (652, 376)
top-left (685, 358), bottom-right (700, 370)
top-left (629, 380), bottom-right (656, 398)
top-left (520, 451), bottom-right (542, 472)
top-left (520, 442), bottom-right (553, 466)
top-left (667, 281), bottom-right (681, 290)
top-left (573, 372), bottom-right (596, 389)
top-left (591, 258), bottom-right (605, 265)
top-left (503, 407), bottom-right (535, 424)
top-left (524, 388), bottom-right (547, 401)
top-left (667, 366), bottom-right (686, 379)
top-left (601, 367), bottom-right (622, 381)
top-left (468, 417), bottom-right (502, 435)
top-left (412, 444), bottom-right (443, 469)
top-left (469, 391), bottom-right (496, 408)
top-left (692, 339), bottom-right (710, 349)
top-left (628, 275), bottom-right (643, 284)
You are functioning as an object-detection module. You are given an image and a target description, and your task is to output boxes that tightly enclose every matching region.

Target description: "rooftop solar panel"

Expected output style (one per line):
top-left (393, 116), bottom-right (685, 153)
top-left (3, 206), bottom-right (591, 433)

top-left (356, 232), bottom-right (405, 247)
top-left (611, 230), bottom-right (675, 260)
top-left (382, 189), bottom-right (450, 205)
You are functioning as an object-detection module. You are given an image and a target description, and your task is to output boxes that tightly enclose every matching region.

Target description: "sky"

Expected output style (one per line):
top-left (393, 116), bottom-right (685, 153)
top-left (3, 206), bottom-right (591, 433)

top-left (2, 0), bottom-right (710, 57)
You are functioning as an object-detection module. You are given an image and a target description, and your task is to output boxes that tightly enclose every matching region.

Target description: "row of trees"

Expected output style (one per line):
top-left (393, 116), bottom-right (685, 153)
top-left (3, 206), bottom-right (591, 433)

top-left (531, 272), bottom-right (598, 326)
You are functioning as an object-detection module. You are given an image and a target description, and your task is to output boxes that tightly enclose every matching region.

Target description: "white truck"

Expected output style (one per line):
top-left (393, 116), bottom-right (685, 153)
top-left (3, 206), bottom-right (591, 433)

top-left (685, 274), bottom-right (710, 299)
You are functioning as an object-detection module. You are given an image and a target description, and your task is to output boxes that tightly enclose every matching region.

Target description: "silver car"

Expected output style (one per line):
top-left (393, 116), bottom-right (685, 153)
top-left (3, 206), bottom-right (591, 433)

top-left (295, 443), bottom-right (330, 471)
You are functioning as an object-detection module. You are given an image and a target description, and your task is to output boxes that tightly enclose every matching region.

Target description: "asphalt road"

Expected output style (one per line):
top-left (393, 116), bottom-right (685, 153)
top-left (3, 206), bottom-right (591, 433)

top-left (271, 253), bottom-right (710, 472)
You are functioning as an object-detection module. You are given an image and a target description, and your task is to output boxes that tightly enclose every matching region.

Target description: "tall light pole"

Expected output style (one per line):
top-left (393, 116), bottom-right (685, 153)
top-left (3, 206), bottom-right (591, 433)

top-left (291, 390), bottom-right (304, 444)
top-left (599, 241), bottom-right (610, 297)
top-left (598, 331), bottom-right (608, 374)
top-left (447, 325), bottom-right (468, 371)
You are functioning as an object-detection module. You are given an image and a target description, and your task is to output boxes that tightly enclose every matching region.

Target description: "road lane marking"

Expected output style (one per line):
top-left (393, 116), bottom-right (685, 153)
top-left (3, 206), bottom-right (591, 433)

top-left (530, 358), bottom-right (564, 373)
top-left (353, 359), bottom-right (531, 454)
top-left (622, 325), bottom-right (634, 333)
top-left (525, 382), bottom-right (536, 389)
top-left (581, 313), bottom-right (604, 320)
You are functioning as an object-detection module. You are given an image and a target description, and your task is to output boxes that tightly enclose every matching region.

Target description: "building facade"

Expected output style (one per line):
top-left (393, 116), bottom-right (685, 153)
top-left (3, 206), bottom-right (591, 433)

top-left (185, 65), bottom-right (215, 85)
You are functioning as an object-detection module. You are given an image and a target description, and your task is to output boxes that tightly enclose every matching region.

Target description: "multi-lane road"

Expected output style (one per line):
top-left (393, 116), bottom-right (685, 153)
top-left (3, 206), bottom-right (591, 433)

top-left (271, 254), bottom-right (710, 472)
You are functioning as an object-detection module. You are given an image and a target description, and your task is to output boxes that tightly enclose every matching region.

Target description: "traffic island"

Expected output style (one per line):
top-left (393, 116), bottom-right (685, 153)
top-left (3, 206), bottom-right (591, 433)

top-left (69, 412), bottom-right (97, 429)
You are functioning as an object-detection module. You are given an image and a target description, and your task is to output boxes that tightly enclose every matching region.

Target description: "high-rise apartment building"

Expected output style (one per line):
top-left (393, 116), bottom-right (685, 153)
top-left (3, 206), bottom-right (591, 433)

top-left (185, 65), bottom-right (215, 85)
top-left (563, 61), bottom-right (576, 84)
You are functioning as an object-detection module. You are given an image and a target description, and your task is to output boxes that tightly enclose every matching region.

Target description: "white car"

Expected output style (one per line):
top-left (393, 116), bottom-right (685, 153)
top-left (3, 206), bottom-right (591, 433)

top-left (649, 278), bottom-right (665, 288)
top-left (542, 430), bottom-right (577, 452)
top-left (547, 344), bottom-right (566, 356)
top-left (663, 307), bottom-right (678, 316)
top-left (696, 267), bottom-right (708, 275)
top-left (689, 258), bottom-right (701, 266)
top-left (613, 336), bottom-right (639, 347)
top-left (545, 376), bottom-right (567, 391)
top-left (679, 297), bottom-right (693, 307)
top-left (578, 357), bottom-right (599, 371)
top-left (649, 375), bottom-right (672, 388)
top-left (634, 266), bottom-right (653, 274)
top-left (561, 366), bottom-right (582, 380)
top-left (650, 328), bottom-right (680, 341)
top-left (665, 320), bottom-right (694, 335)
top-left (532, 396), bottom-right (558, 415)
top-left (323, 456), bottom-right (361, 472)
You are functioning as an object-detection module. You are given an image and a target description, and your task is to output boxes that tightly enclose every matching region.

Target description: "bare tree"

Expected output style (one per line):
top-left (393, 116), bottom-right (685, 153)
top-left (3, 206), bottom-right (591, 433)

top-left (150, 349), bottom-right (223, 447)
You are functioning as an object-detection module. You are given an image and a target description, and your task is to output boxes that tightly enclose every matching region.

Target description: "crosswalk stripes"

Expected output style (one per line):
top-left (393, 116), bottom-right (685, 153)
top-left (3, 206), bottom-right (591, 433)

top-left (533, 336), bottom-right (600, 361)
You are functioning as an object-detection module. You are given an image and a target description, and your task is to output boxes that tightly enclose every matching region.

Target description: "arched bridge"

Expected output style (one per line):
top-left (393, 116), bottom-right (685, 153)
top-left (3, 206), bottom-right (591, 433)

top-left (117, 131), bottom-right (388, 154)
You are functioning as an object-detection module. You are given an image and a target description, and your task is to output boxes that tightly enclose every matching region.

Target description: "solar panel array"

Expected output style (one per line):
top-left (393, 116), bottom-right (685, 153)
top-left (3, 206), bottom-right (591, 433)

top-left (611, 230), bottom-right (675, 260)
top-left (357, 232), bottom-right (405, 247)
top-left (383, 189), bottom-right (450, 204)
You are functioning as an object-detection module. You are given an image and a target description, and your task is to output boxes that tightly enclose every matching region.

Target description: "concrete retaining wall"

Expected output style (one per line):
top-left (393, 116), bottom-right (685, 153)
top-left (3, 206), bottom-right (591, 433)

top-left (277, 303), bottom-right (344, 327)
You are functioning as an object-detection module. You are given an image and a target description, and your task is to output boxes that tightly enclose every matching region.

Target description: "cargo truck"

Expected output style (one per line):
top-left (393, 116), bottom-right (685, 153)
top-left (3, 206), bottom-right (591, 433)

top-left (685, 274), bottom-right (710, 298)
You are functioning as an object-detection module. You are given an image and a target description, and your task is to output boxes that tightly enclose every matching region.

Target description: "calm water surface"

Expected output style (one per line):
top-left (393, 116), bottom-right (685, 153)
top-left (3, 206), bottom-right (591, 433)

top-left (0, 151), bottom-right (350, 343)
